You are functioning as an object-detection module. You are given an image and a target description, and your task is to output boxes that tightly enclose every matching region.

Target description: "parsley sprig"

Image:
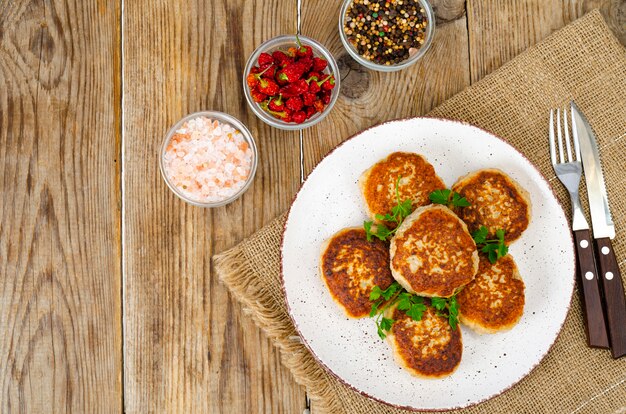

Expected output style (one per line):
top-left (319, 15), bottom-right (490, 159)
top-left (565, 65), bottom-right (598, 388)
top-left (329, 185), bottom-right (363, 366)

top-left (429, 189), bottom-right (471, 208)
top-left (431, 296), bottom-right (460, 330)
top-left (472, 226), bottom-right (508, 263)
top-left (369, 282), bottom-right (459, 339)
top-left (364, 176), bottom-right (413, 242)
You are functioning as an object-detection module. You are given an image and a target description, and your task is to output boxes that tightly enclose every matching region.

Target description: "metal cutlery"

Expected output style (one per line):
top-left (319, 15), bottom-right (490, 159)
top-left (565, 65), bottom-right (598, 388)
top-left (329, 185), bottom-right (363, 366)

top-left (571, 101), bottom-right (626, 359)
top-left (550, 106), bottom-right (609, 348)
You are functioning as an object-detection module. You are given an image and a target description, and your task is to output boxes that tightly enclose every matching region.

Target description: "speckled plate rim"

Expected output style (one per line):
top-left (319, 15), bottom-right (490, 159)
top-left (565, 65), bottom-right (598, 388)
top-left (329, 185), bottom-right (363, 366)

top-left (280, 117), bottom-right (576, 412)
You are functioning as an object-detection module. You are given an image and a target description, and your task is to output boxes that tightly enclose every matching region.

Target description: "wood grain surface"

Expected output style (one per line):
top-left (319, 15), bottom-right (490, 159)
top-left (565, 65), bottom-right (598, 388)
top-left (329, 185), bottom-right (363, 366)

top-left (0, 0), bottom-right (122, 412)
top-left (0, 0), bottom-right (624, 412)
top-left (122, 0), bottom-right (305, 412)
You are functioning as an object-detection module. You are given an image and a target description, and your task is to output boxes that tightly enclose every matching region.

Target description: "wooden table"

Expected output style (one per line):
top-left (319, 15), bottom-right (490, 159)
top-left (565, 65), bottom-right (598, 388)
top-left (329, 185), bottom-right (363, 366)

top-left (0, 0), bottom-right (624, 412)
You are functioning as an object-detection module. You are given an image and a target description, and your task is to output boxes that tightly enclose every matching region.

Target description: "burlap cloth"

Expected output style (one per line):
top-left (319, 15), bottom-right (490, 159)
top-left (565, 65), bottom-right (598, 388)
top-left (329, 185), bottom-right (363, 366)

top-left (214, 10), bottom-right (626, 413)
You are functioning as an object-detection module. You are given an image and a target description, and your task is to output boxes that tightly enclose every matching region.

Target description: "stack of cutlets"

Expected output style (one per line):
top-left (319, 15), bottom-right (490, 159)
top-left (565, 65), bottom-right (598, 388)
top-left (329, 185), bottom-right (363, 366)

top-left (320, 151), bottom-right (531, 378)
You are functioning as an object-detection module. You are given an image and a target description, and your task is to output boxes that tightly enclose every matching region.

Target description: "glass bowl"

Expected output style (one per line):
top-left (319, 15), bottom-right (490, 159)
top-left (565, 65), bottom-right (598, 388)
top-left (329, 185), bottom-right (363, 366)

top-left (159, 110), bottom-right (258, 208)
top-left (338, 0), bottom-right (435, 72)
top-left (243, 35), bottom-right (341, 130)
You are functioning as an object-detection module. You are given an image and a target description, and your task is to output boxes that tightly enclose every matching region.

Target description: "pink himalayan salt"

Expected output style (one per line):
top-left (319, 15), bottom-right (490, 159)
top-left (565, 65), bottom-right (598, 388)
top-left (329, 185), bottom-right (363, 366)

top-left (163, 116), bottom-right (253, 203)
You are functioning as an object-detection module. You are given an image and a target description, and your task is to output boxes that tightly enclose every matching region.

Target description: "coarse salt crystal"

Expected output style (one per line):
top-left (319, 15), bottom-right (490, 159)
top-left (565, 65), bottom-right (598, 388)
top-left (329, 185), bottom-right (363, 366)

top-left (163, 116), bottom-right (254, 203)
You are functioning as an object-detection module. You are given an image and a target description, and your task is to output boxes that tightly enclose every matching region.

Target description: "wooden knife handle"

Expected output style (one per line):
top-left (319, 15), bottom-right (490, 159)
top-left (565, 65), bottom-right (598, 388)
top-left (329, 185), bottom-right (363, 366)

top-left (573, 230), bottom-right (609, 348)
top-left (595, 237), bottom-right (626, 358)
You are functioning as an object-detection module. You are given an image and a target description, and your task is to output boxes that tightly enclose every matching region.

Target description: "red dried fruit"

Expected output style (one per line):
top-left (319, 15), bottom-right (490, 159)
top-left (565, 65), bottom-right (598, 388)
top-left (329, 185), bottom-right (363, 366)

top-left (321, 91), bottom-right (331, 105)
top-left (308, 80), bottom-right (321, 94)
top-left (306, 105), bottom-right (316, 118)
top-left (312, 57), bottom-right (328, 72)
top-left (260, 101), bottom-right (290, 121)
top-left (248, 64), bottom-right (275, 89)
top-left (259, 63), bottom-right (276, 78)
top-left (299, 57), bottom-right (313, 72)
top-left (313, 99), bottom-right (324, 112)
top-left (258, 78), bottom-right (279, 95)
top-left (251, 90), bottom-right (267, 103)
top-left (272, 50), bottom-right (291, 67)
top-left (246, 73), bottom-right (259, 88)
top-left (306, 71), bottom-right (322, 82)
top-left (277, 61), bottom-right (309, 83)
top-left (293, 111), bottom-right (307, 124)
top-left (321, 75), bottom-right (336, 90)
top-left (258, 52), bottom-right (274, 66)
top-left (268, 95), bottom-right (285, 111)
top-left (286, 96), bottom-right (304, 111)
top-left (302, 92), bottom-right (316, 106)
top-left (280, 79), bottom-right (309, 98)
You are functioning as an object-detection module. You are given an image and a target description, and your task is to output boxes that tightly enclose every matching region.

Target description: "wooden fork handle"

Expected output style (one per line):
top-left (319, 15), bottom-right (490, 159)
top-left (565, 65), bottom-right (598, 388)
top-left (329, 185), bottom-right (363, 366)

top-left (573, 230), bottom-right (609, 348)
top-left (595, 237), bottom-right (626, 358)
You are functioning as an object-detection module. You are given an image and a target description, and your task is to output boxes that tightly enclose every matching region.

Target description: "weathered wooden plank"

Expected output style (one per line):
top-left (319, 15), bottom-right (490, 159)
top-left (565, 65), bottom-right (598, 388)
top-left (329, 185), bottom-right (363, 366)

top-left (467, 0), bottom-right (626, 84)
top-left (301, 0), bottom-right (472, 175)
top-left (122, 0), bottom-right (305, 412)
top-left (0, 0), bottom-right (122, 412)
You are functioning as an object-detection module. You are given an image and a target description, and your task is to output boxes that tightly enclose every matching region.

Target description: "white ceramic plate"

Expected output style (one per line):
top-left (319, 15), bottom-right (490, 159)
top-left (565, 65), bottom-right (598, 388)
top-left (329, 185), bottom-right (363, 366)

top-left (281, 118), bottom-right (575, 411)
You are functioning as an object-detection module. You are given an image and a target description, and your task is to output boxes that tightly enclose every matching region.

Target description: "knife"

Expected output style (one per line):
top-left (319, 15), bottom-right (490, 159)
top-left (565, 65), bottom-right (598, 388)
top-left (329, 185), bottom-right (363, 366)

top-left (571, 101), bottom-right (626, 359)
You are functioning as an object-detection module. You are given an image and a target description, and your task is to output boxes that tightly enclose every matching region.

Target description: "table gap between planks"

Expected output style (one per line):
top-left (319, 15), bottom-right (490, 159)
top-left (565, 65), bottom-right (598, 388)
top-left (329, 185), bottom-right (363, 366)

top-left (0, 0), bottom-right (623, 412)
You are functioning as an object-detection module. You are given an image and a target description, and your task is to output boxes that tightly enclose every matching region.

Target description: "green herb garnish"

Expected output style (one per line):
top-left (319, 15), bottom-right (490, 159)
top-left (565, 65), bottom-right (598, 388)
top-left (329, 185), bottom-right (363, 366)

top-left (364, 176), bottom-right (413, 242)
top-left (429, 189), bottom-right (471, 208)
top-left (369, 282), bottom-right (458, 339)
top-left (472, 226), bottom-right (508, 264)
top-left (431, 296), bottom-right (460, 330)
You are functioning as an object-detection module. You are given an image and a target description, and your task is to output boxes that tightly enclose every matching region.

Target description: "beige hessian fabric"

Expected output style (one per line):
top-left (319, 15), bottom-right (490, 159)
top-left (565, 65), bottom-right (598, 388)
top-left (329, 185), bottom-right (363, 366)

top-left (213, 10), bottom-right (626, 414)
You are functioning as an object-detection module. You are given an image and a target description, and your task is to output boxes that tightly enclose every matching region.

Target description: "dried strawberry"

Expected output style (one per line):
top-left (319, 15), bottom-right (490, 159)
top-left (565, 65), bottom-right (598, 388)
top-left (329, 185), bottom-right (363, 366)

top-left (280, 79), bottom-right (308, 98)
top-left (313, 99), bottom-right (324, 113)
top-left (258, 52), bottom-right (274, 66)
top-left (286, 96), bottom-right (304, 111)
top-left (251, 90), bottom-right (267, 103)
top-left (306, 105), bottom-right (316, 118)
top-left (277, 61), bottom-right (308, 83)
top-left (268, 95), bottom-right (285, 111)
top-left (258, 78), bottom-right (279, 95)
top-left (312, 57), bottom-right (327, 72)
top-left (302, 92), bottom-right (316, 106)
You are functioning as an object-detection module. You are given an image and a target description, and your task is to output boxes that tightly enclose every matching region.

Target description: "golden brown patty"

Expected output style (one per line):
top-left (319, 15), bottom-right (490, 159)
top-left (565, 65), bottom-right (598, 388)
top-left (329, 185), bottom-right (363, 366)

top-left (359, 152), bottom-right (445, 228)
top-left (457, 254), bottom-right (525, 334)
top-left (320, 227), bottom-right (395, 318)
top-left (452, 169), bottom-right (531, 243)
top-left (385, 304), bottom-right (463, 378)
top-left (390, 205), bottom-right (478, 298)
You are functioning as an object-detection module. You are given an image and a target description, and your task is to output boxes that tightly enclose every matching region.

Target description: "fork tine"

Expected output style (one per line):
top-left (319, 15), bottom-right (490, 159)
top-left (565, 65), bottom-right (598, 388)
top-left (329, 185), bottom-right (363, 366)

top-left (570, 102), bottom-right (581, 161)
top-left (549, 109), bottom-right (557, 165)
top-left (556, 109), bottom-right (565, 163)
top-left (563, 106), bottom-right (573, 162)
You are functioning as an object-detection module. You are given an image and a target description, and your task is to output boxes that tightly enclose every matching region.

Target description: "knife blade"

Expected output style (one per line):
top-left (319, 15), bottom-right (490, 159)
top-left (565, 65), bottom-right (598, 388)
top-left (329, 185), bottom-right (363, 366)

top-left (571, 101), bottom-right (626, 359)
top-left (570, 102), bottom-right (615, 239)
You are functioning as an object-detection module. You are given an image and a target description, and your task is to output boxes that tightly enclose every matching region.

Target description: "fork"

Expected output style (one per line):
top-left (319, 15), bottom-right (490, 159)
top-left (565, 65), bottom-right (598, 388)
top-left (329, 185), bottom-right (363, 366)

top-left (550, 107), bottom-right (609, 348)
